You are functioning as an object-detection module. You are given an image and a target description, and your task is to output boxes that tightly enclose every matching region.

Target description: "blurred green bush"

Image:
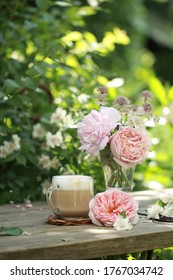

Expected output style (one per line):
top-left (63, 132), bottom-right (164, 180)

top-left (0, 0), bottom-right (173, 204)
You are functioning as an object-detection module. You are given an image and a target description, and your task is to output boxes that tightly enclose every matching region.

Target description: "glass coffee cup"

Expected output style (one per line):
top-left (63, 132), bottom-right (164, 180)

top-left (46, 175), bottom-right (94, 219)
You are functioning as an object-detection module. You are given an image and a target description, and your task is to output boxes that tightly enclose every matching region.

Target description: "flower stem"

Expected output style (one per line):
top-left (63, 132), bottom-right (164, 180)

top-left (100, 146), bottom-right (135, 191)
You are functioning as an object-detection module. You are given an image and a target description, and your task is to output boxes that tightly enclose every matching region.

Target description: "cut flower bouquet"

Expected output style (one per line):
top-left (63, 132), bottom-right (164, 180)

top-left (77, 86), bottom-right (159, 191)
top-left (77, 86), bottom-right (158, 230)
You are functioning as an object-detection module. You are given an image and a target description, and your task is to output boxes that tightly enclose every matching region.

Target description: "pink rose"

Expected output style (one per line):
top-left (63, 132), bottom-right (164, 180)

top-left (110, 126), bottom-right (151, 169)
top-left (77, 107), bottom-right (121, 154)
top-left (89, 188), bottom-right (139, 227)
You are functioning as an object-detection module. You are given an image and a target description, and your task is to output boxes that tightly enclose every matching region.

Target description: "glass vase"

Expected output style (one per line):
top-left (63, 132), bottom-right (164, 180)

top-left (100, 147), bottom-right (135, 192)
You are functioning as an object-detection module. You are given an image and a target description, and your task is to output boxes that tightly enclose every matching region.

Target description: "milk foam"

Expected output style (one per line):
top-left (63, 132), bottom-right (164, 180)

top-left (52, 175), bottom-right (93, 190)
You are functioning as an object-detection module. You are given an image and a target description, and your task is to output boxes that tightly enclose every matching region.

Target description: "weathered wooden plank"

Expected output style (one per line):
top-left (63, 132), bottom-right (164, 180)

top-left (0, 189), bottom-right (173, 259)
top-left (0, 224), bottom-right (173, 260)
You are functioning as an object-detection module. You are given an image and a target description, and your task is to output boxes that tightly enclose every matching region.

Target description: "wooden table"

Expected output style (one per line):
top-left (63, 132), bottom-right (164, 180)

top-left (0, 189), bottom-right (173, 260)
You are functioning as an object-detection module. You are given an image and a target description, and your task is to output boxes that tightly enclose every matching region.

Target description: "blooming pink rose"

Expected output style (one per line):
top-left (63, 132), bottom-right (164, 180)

top-left (89, 188), bottom-right (139, 227)
top-left (110, 126), bottom-right (151, 169)
top-left (77, 107), bottom-right (121, 154)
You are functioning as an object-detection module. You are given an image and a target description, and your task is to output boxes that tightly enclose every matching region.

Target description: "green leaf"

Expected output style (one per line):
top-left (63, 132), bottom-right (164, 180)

top-left (29, 64), bottom-right (45, 77)
top-left (3, 79), bottom-right (20, 94)
top-left (3, 153), bottom-right (17, 163)
top-left (0, 227), bottom-right (23, 236)
top-left (21, 77), bottom-right (36, 90)
top-left (0, 91), bottom-right (4, 98)
top-left (157, 199), bottom-right (166, 207)
top-left (26, 153), bottom-right (37, 164)
top-left (35, 0), bottom-right (49, 10)
top-left (24, 20), bottom-right (38, 30)
top-left (62, 31), bottom-right (83, 43)
top-left (120, 210), bottom-right (126, 218)
top-left (168, 86), bottom-right (173, 101)
top-left (127, 254), bottom-right (136, 260)
top-left (148, 76), bottom-right (167, 105)
top-left (78, 6), bottom-right (96, 16)
top-left (55, 1), bottom-right (72, 7)
top-left (16, 155), bottom-right (27, 166)
top-left (16, 179), bottom-right (24, 187)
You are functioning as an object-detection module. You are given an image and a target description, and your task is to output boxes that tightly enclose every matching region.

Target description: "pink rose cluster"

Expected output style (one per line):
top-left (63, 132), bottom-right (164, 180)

top-left (110, 126), bottom-right (151, 169)
top-left (77, 106), bottom-right (151, 169)
top-left (77, 107), bottom-right (121, 154)
top-left (89, 188), bottom-right (139, 227)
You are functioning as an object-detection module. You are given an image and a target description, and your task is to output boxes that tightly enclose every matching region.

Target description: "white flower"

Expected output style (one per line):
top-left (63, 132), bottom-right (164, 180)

top-left (50, 108), bottom-right (74, 128)
top-left (113, 216), bottom-right (133, 231)
top-left (46, 131), bottom-right (63, 148)
top-left (11, 134), bottom-right (21, 150)
top-left (161, 205), bottom-right (173, 218)
top-left (38, 154), bottom-right (52, 170)
top-left (38, 154), bottom-right (60, 171)
top-left (0, 145), bottom-right (10, 158)
top-left (50, 108), bottom-right (67, 124)
top-left (63, 114), bottom-right (75, 128)
top-left (32, 123), bottom-right (46, 139)
top-left (0, 134), bottom-right (21, 158)
top-left (161, 193), bottom-right (173, 205)
top-left (129, 213), bottom-right (139, 225)
top-left (126, 115), bottom-right (145, 129)
top-left (77, 94), bottom-right (90, 104)
top-left (50, 156), bottom-right (61, 169)
top-left (3, 141), bottom-right (14, 153)
top-left (147, 204), bottom-right (163, 219)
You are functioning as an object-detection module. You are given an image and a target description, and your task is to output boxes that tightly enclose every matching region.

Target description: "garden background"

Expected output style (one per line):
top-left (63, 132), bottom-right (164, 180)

top-left (1, 0), bottom-right (173, 207)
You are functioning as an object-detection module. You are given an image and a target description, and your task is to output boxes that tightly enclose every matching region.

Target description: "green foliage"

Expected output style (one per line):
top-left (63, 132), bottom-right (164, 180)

top-left (153, 247), bottom-right (173, 260)
top-left (0, 0), bottom-right (173, 204)
top-left (101, 248), bottom-right (173, 260)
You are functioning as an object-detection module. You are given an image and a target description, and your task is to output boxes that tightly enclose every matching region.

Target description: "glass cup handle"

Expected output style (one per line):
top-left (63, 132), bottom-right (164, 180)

top-left (46, 185), bottom-right (54, 204)
top-left (46, 185), bottom-right (60, 215)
